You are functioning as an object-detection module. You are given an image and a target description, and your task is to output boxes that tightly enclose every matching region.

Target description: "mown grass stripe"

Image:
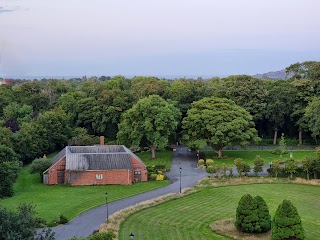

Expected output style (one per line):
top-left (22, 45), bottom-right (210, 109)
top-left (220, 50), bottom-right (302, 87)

top-left (119, 184), bottom-right (320, 240)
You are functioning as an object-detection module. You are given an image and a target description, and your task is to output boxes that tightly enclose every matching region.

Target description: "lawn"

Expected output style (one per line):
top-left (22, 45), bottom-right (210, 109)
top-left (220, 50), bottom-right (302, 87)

top-left (137, 150), bottom-right (173, 171)
top-left (0, 167), bottom-right (169, 223)
top-left (202, 149), bottom-right (316, 166)
top-left (119, 183), bottom-right (320, 240)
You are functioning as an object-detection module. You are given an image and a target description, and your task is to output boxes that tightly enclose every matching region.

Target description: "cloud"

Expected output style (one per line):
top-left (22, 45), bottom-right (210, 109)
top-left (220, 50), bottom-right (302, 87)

top-left (0, 6), bottom-right (20, 14)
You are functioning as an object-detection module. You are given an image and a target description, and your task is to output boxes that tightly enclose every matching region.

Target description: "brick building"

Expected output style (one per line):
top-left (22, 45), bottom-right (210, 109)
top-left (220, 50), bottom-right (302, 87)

top-left (43, 143), bottom-right (148, 186)
top-left (0, 78), bottom-right (10, 85)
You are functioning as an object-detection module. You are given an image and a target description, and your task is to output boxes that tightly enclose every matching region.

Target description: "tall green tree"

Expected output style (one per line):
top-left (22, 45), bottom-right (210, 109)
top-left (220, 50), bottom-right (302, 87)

top-left (265, 80), bottom-right (296, 144)
top-left (182, 97), bottom-right (259, 158)
top-left (272, 200), bottom-right (305, 240)
top-left (303, 97), bottom-right (320, 142)
top-left (117, 95), bottom-right (181, 159)
top-left (222, 75), bottom-right (268, 122)
top-left (36, 108), bottom-right (71, 152)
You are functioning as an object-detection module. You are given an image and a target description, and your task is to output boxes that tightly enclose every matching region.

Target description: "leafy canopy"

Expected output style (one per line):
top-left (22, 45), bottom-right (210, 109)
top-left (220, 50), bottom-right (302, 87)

top-left (117, 95), bottom-right (181, 158)
top-left (182, 97), bottom-right (259, 157)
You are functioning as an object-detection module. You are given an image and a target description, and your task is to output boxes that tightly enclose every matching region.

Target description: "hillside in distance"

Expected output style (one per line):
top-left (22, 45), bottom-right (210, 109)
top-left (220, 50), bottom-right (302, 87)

top-left (253, 69), bottom-right (290, 80)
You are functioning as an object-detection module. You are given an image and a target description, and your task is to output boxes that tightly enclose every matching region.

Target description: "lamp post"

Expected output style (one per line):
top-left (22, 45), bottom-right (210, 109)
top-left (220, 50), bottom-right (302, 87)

top-left (269, 157), bottom-right (272, 168)
top-left (129, 232), bottom-right (134, 239)
top-left (197, 150), bottom-right (199, 160)
top-left (179, 167), bottom-right (182, 193)
top-left (105, 192), bottom-right (109, 223)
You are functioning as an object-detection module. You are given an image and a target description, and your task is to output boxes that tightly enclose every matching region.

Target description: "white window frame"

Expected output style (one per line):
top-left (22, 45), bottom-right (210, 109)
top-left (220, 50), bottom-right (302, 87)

top-left (96, 174), bottom-right (103, 180)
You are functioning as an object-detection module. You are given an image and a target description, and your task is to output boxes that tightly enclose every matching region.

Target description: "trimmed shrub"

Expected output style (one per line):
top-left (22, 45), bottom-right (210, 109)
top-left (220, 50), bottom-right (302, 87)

top-left (198, 159), bottom-right (205, 166)
top-left (272, 200), bottom-right (305, 240)
top-left (149, 173), bottom-right (157, 181)
top-left (255, 195), bottom-right (271, 232)
top-left (206, 159), bottom-right (214, 166)
top-left (235, 194), bottom-right (271, 233)
top-left (206, 165), bottom-right (217, 174)
top-left (235, 194), bottom-right (259, 233)
top-left (155, 174), bottom-right (165, 181)
top-left (59, 214), bottom-right (68, 224)
top-left (29, 158), bottom-right (52, 176)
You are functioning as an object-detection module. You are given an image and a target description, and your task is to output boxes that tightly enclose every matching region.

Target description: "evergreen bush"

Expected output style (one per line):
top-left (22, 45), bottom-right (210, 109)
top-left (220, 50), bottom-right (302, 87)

top-left (235, 194), bottom-right (259, 233)
top-left (272, 199), bottom-right (305, 240)
top-left (255, 195), bottom-right (271, 232)
top-left (235, 194), bottom-right (271, 233)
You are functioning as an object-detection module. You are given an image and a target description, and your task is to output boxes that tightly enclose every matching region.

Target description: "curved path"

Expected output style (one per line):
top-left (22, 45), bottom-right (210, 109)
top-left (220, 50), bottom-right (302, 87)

top-left (52, 146), bottom-right (207, 240)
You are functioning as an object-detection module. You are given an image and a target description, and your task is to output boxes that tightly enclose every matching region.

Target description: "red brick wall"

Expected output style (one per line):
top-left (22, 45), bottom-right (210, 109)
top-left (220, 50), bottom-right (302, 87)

top-left (47, 157), bottom-right (66, 184)
top-left (130, 156), bottom-right (148, 182)
top-left (68, 170), bottom-right (131, 186)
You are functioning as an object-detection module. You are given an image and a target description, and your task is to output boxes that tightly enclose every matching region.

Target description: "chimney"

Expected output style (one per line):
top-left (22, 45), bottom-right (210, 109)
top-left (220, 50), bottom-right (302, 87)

top-left (100, 136), bottom-right (105, 145)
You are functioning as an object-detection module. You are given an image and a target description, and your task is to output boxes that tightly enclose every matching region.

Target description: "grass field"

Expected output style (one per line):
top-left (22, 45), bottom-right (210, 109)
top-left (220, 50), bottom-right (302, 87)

top-left (137, 150), bottom-right (173, 171)
top-left (119, 183), bottom-right (320, 240)
top-left (0, 168), bottom-right (169, 223)
top-left (203, 150), bottom-right (316, 166)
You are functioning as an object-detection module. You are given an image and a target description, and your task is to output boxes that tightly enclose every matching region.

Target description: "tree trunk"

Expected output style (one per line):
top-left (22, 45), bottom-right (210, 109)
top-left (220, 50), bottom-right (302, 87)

top-left (299, 128), bottom-right (302, 145)
top-left (151, 146), bottom-right (157, 159)
top-left (216, 149), bottom-right (222, 158)
top-left (273, 128), bottom-right (278, 145)
top-left (307, 171), bottom-right (309, 181)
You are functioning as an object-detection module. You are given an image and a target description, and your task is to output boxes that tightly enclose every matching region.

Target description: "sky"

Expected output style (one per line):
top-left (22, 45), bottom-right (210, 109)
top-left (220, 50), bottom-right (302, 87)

top-left (0, 0), bottom-right (320, 78)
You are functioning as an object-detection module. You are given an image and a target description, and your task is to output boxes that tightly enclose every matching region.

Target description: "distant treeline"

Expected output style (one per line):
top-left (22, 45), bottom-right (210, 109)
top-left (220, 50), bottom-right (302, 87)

top-left (1, 61), bottom-right (320, 164)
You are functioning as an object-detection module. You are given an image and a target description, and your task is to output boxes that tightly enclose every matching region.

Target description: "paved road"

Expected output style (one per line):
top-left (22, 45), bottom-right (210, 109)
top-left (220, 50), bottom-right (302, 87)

top-left (52, 146), bottom-right (207, 240)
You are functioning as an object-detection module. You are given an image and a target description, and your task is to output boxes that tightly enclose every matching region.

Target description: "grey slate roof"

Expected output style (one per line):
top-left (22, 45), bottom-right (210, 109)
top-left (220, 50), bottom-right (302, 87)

top-left (46, 145), bottom-right (145, 172)
top-left (68, 145), bottom-right (125, 154)
top-left (66, 154), bottom-right (131, 170)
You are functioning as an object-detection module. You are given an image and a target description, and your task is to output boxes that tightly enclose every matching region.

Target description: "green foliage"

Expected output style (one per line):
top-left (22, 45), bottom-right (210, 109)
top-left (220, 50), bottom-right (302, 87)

top-left (149, 173), bottom-right (157, 181)
top-left (301, 157), bottom-right (315, 180)
top-left (68, 127), bottom-right (99, 146)
top-left (235, 194), bottom-right (271, 233)
top-left (0, 161), bottom-right (21, 198)
top-left (303, 97), bottom-right (320, 139)
top-left (271, 133), bottom-right (288, 157)
top-left (59, 214), bottom-right (69, 224)
top-left (234, 158), bottom-right (250, 177)
top-left (206, 165), bottom-right (218, 174)
top-left (223, 75), bottom-right (268, 121)
top-left (198, 159), bottom-right (204, 166)
top-left (285, 159), bottom-right (298, 178)
top-left (117, 95), bottom-right (181, 158)
top-left (182, 97), bottom-right (259, 158)
top-left (36, 108), bottom-right (71, 152)
top-left (69, 229), bottom-right (116, 240)
top-left (0, 144), bottom-right (19, 163)
top-left (272, 200), bottom-right (305, 240)
top-left (0, 204), bottom-right (41, 240)
top-left (29, 158), bottom-right (52, 176)
top-left (205, 159), bottom-right (214, 166)
top-left (255, 195), bottom-right (271, 232)
top-left (253, 155), bottom-right (264, 176)
top-left (271, 160), bottom-right (282, 178)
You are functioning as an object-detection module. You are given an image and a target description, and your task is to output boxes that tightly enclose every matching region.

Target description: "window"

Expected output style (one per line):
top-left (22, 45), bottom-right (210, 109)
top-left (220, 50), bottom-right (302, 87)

top-left (96, 174), bottom-right (103, 180)
top-left (134, 169), bottom-right (141, 175)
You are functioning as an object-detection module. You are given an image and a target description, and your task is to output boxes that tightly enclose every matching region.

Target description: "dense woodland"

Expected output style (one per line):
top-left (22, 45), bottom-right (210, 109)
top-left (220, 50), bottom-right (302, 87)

top-left (1, 61), bottom-right (320, 196)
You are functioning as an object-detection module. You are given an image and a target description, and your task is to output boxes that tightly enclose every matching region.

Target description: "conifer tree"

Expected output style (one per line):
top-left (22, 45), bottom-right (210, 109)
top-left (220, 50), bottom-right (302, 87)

top-left (235, 194), bottom-right (259, 233)
top-left (255, 195), bottom-right (271, 232)
top-left (272, 200), bottom-right (305, 240)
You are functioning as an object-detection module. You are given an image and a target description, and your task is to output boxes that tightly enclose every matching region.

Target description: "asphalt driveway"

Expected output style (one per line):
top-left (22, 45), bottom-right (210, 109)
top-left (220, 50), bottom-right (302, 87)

top-left (52, 146), bottom-right (206, 240)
